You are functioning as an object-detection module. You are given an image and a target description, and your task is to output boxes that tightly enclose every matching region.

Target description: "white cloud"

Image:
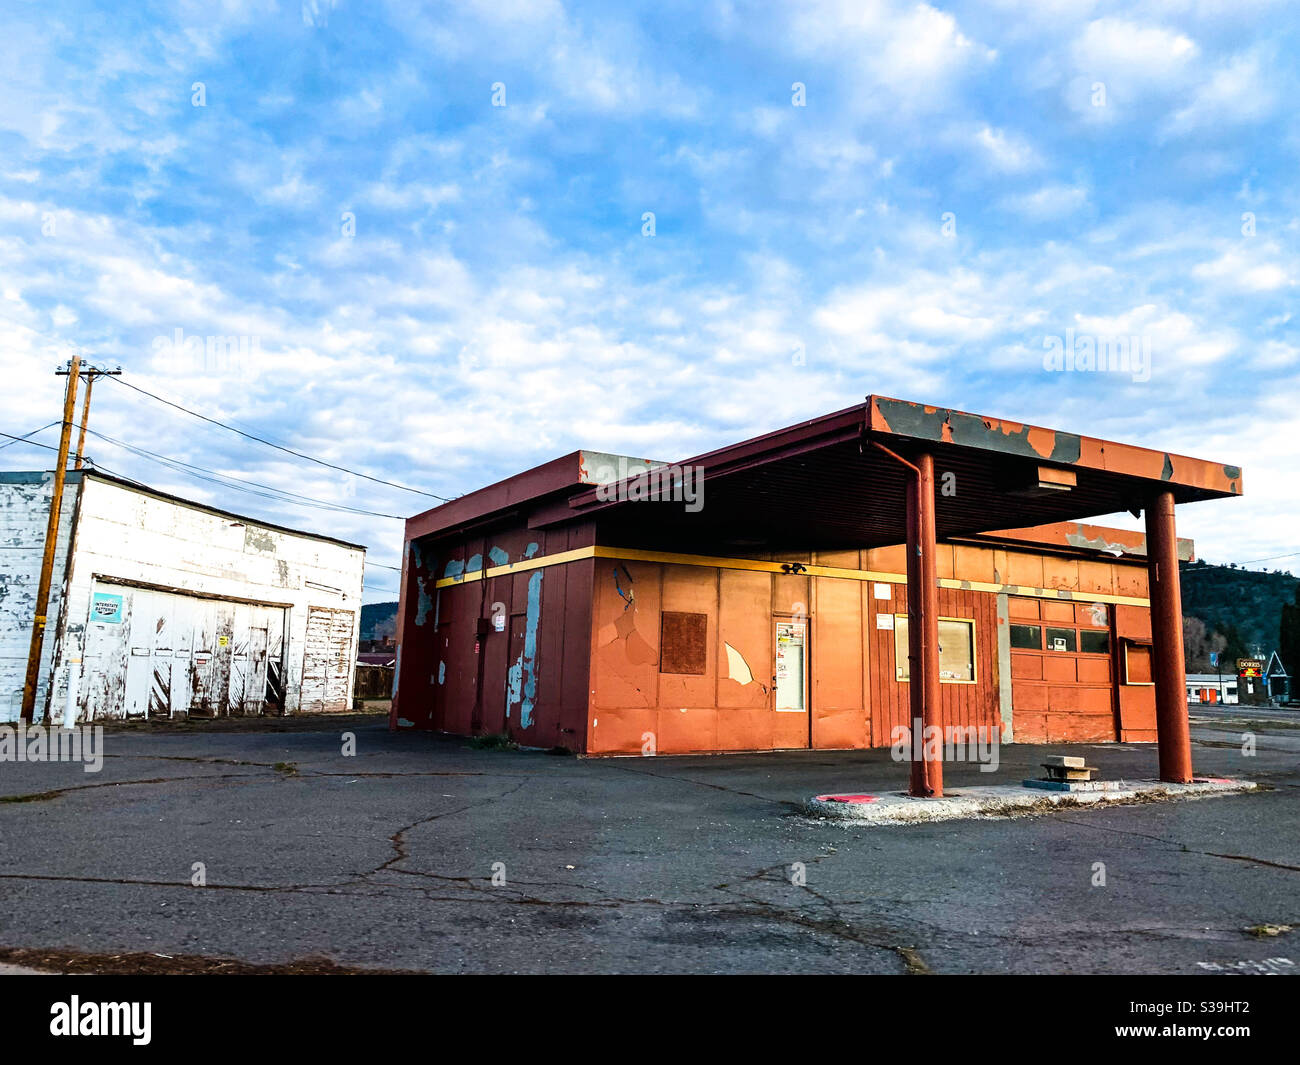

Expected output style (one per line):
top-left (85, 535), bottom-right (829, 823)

top-left (1192, 247), bottom-right (1291, 291)
top-left (786, 1), bottom-right (996, 110)
top-left (1164, 50), bottom-right (1277, 136)
top-left (1071, 18), bottom-right (1198, 88)
top-left (971, 125), bottom-right (1042, 172)
top-left (1000, 183), bottom-right (1089, 219)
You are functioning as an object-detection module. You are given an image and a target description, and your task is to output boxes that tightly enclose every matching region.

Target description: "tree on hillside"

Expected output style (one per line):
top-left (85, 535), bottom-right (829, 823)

top-left (1183, 616), bottom-right (1227, 673)
top-left (1218, 622), bottom-right (1251, 669)
top-left (1281, 585), bottom-right (1300, 679)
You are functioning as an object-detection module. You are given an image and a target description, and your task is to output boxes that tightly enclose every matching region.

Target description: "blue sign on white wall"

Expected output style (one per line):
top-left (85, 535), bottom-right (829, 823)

top-left (90, 592), bottom-right (124, 624)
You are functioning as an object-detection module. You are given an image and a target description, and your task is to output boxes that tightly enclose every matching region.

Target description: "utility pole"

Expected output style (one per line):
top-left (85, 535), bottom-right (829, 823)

top-left (19, 355), bottom-right (81, 724)
top-left (73, 365), bottom-right (121, 469)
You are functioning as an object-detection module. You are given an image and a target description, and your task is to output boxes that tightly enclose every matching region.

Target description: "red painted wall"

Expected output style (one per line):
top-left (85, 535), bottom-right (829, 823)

top-left (391, 520), bottom-right (595, 751)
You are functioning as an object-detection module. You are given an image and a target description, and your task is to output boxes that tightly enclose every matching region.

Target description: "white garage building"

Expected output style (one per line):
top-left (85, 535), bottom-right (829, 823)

top-left (1, 470), bottom-right (365, 724)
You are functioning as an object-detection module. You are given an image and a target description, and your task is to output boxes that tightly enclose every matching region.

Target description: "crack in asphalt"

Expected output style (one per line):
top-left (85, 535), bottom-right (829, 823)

top-left (0, 871), bottom-right (369, 894)
top-left (0, 772), bottom-right (267, 804)
top-left (372, 779), bottom-right (531, 877)
top-left (601, 760), bottom-right (803, 808)
top-left (102, 753), bottom-right (301, 771)
top-left (711, 856), bottom-right (930, 974)
top-left (1054, 815), bottom-right (1300, 872)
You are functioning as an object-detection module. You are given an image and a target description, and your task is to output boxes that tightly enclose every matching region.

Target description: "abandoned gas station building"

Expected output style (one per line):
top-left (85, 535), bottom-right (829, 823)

top-left (391, 397), bottom-right (1241, 790)
top-left (1, 470), bottom-right (365, 724)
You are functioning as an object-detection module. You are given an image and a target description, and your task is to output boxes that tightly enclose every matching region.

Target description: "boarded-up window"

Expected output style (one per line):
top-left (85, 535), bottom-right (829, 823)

top-left (1123, 641), bottom-right (1154, 685)
top-left (894, 616), bottom-right (976, 682)
top-left (660, 611), bottom-right (707, 675)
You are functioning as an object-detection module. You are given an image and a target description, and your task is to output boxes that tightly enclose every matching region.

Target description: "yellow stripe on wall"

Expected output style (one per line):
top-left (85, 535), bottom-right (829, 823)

top-left (433, 546), bottom-right (596, 588)
top-left (434, 544), bottom-right (1151, 607)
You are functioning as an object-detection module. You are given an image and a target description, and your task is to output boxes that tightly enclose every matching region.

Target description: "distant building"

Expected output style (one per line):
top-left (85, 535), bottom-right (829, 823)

top-left (1185, 673), bottom-right (1239, 705)
top-left (1, 471), bottom-right (365, 723)
top-left (1264, 651), bottom-right (1291, 704)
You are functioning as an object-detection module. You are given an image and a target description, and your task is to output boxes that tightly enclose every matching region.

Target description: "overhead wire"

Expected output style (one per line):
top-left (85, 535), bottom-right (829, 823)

top-left (81, 426), bottom-right (407, 520)
top-left (104, 376), bottom-right (451, 501)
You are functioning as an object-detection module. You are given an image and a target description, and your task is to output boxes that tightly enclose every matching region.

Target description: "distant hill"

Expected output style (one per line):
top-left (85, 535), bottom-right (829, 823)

top-left (361, 601), bottom-right (399, 640)
top-left (1180, 560), bottom-right (1297, 660)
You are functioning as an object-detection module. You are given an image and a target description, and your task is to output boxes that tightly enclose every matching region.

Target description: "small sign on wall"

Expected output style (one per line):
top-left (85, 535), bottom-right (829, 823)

top-left (91, 592), bottom-right (123, 624)
top-left (876, 613), bottom-right (895, 630)
top-left (874, 583), bottom-right (892, 600)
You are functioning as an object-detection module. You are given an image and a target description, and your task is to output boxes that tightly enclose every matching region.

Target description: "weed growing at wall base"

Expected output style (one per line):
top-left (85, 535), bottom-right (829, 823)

top-left (0, 725), bottom-right (103, 772)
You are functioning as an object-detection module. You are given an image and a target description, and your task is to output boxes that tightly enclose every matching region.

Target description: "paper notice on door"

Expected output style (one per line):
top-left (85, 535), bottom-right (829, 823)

top-left (774, 621), bottom-right (806, 712)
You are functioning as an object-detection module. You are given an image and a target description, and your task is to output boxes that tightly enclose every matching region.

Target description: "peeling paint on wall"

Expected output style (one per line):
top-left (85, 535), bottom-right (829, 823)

top-left (724, 642), bottom-right (753, 685)
top-left (524, 542), bottom-right (539, 559)
top-left (438, 660), bottom-right (446, 685)
top-left (1065, 529), bottom-right (1138, 557)
top-left (613, 564), bottom-right (634, 610)
top-left (415, 576), bottom-right (434, 626)
top-left (488, 546), bottom-right (509, 566)
top-left (506, 571), bottom-right (543, 729)
top-left (243, 526), bottom-right (278, 555)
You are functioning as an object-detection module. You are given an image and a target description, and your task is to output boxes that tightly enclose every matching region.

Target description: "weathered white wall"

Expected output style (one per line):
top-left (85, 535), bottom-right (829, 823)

top-left (0, 474), bottom-right (81, 722)
top-left (31, 474), bottom-right (365, 720)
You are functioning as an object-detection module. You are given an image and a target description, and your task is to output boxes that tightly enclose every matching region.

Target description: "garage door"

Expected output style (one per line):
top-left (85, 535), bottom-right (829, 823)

top-left (1008, 597), bottom-right (1117, 743)
top-left (301, 607), bottom-right (355, 712)
top-left (81, 584), bottom-right (286, 720)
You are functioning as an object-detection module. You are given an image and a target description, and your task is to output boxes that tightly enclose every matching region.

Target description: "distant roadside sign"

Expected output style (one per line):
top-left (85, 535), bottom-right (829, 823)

top-left (1237, 657), bottom-right (1263, 678)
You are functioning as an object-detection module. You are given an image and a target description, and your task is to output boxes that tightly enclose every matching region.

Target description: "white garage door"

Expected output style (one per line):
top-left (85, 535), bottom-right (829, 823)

top-left (301, 607), bottom-right (355, 712)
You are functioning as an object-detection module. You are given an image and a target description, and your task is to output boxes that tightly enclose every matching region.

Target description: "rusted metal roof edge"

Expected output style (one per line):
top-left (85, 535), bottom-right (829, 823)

top-left (868, 395), bottom-right (1243, 498)
top-left (405, 449), bottom-right (669, 541)
top-left (957, 521), bottom-right (1195, 562)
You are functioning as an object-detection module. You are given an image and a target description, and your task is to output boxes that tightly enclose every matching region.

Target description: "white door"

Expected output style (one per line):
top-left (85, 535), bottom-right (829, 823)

top-left (302, 607), bottom-right (355, 712)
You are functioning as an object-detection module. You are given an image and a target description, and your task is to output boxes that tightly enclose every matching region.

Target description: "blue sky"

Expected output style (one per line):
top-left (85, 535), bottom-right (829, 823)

top-left (1, 0), bottom-right (1297, 600)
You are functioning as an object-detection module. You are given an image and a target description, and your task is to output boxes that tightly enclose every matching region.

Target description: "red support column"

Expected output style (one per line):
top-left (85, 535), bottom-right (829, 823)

top-left (905, 451), bottom-right (943, 797)
top-left (1146, 490), bottom-right (1194, 783)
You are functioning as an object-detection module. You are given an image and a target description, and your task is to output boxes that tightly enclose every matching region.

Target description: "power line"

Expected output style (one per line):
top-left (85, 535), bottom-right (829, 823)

top-left (0, 429), bottom-right (164, 493)
top-left (0, 422), bottom-right (59, 450)
top-left (0, 429), bottom-right (62, 452)
top-left (1239, 551), bottom-right (1300, 566)
top-left (105, 376), bottom-right (451, 501)
top-left (4, 424), bottom-right (407, 522)
top-left (82, 427), bottom-right (406, 520)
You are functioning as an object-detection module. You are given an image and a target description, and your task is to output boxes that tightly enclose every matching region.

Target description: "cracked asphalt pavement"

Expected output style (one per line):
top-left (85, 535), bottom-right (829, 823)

top-left (0, 711), bottom-right (1296, 974)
